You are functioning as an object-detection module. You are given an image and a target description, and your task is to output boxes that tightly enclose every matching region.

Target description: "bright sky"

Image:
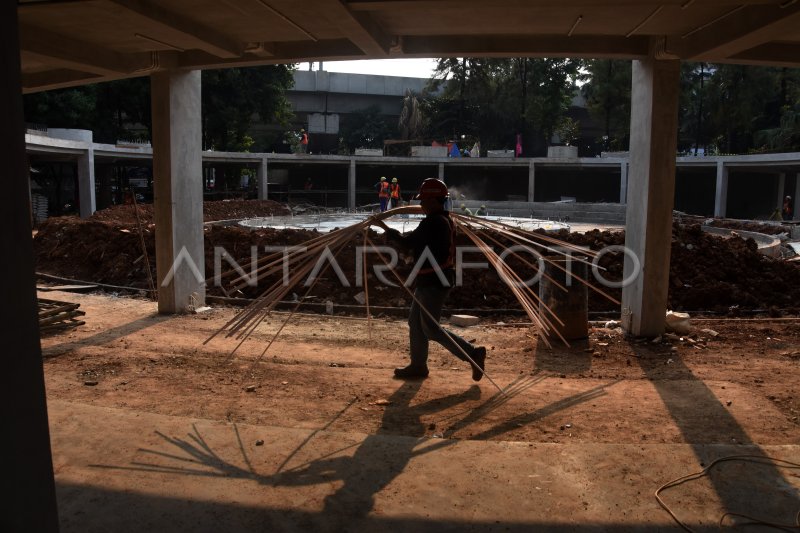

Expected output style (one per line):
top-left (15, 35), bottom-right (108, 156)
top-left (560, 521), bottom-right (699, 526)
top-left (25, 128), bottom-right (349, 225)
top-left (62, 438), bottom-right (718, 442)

top-left (298, 58), bottom-right (439, 79)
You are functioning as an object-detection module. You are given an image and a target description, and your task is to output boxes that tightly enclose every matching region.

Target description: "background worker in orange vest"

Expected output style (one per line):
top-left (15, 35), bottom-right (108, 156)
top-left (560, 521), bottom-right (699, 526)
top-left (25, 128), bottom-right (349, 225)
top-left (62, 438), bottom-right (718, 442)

top-left (375, 176), bottom-right (390, 211)
top-left (389, 177), bottom-right (401, 209)
top-left (371, 178), bottom-right (486, 381)
top-left (299, 128), bottom-right (309, 153)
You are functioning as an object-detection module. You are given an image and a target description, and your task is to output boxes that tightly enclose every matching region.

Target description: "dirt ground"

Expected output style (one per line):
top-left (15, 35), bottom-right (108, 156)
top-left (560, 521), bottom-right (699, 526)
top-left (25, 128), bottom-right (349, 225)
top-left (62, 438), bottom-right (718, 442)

top-left (41, 291), bottom-right (800, 444)
top-left (41, 291), bottom-right (800, 532)
top-left (33, 200), bottom-right (800, 529)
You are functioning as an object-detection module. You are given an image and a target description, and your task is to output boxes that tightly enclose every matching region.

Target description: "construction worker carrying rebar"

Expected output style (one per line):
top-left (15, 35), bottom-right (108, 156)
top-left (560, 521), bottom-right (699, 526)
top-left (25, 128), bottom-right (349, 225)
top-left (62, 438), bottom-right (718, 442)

top-left (371, 178), bottom-right (486, 381)
top-left (389, 177), bottom-right (401, 209)
top-left (375, 176), bottom-right (390, 212)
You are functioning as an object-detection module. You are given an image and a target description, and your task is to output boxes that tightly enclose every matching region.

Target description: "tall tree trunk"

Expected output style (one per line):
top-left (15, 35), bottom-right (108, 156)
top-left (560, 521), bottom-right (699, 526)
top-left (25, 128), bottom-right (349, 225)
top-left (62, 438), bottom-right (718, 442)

top-left (695, 64), bottom-right (704, 155)
top-left (457, 57), bottom-right (467, 138)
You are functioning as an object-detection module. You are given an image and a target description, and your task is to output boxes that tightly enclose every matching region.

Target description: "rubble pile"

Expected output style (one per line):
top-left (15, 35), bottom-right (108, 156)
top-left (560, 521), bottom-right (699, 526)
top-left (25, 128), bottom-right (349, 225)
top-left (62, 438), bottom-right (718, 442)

top-left (33, 206), bottom-right (800, 314)
top-left (89, 199), bottom-right (289, 225)
top-left (705, 219), bottom-right (787, 235)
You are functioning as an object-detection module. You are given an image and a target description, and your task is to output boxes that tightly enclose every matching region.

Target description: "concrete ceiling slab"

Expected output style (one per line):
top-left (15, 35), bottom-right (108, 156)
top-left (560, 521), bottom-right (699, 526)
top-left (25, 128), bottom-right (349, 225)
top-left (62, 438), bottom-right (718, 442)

top-left (16, 0), bottom-right (800, 93)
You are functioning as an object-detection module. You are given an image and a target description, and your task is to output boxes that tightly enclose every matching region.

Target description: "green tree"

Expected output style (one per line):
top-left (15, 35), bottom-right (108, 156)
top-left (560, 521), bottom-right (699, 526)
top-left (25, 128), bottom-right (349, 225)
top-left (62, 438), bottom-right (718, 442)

top-left (705, 64), bottom-right (777, 154)
top-left (753, 67), bottom-right (800, 152)
top-left (679, 62), bottom-right (712, 154)
top-left (580, 59), bottom-right (632, 151)
top-left (202, 65), bottom-right (295, 152)
top-left (425, 58), bottom-right (579, 155)
top-left (24, 65), bottom-right (295, 150)
top-left (555, 117), bottom-right (580, 146)
top-left (24, 79), bottom-right (151, 143)
top-left (524, 58), bottom-right (582, 151)
top-left (94, 77), bottom-right (151, 142)
top-left (339, 105), bottom-right (394, 152)
top-left (23, 86), bottom-right (97, 130)
top-left (398, 89), bottom-right (425, 140)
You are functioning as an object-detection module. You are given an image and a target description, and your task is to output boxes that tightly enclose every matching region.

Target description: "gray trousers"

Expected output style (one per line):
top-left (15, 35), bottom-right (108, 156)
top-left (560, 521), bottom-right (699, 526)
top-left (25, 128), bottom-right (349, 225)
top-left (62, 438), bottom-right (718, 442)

top-left (408, 285), bottom-right (475, 368)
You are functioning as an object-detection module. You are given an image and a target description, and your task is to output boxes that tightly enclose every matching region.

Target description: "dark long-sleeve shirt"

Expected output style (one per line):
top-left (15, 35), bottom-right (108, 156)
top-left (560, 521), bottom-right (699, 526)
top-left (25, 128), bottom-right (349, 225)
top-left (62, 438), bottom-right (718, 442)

top-left (384, 211), bottom-right (454, 287)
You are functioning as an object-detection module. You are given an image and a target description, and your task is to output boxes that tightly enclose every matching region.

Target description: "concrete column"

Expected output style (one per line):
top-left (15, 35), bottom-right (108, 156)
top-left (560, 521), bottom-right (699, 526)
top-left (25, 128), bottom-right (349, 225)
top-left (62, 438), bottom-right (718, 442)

top-left (793, 172), bottom-right (800, 220)
top-left (438, 163), bottom-right (445, 181)
top-left (77, 147), bottom-right (96, 217)
top-left (714, 161), bottom-right (729, 218)
top-left (257, 156), bottom-right (268, 200)
top-left (527, 160), bottom-right (536, 202)
top-left (619, 162), bottom-right (628, 204)
top-left (777, 172), bottom-right (786, 214)
top-left (348, 158), bottom-right (356, 210)
top-left (621, 56), bottom-right (680, 337)
top-left (1, 4), bottom-right (59, 530)
top-left (151, 70), bottom-right (205, 313)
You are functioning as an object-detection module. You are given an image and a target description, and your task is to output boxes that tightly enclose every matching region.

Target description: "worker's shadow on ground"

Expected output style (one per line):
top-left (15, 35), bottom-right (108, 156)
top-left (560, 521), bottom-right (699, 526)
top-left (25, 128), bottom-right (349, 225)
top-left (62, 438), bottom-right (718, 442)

top-left (277, 382), bottom-right (482, 524)
top-left (91, 381), bottom-right (482, 528)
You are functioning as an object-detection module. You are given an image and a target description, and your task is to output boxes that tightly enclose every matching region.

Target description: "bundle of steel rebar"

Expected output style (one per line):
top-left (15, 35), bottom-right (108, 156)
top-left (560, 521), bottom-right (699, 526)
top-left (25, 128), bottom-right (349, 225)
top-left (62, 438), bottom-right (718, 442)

top-left (209, 206), bottom-right (617, 349)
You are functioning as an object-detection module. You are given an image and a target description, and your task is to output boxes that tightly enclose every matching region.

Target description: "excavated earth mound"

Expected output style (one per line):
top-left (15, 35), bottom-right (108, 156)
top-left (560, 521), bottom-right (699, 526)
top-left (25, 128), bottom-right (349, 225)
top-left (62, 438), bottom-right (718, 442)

top-left (88, 199), bottom-right (289, 225)
top-left (33, 204), bottom-right (800, 314)
top-left (705, 219), bottom-right (787, 235)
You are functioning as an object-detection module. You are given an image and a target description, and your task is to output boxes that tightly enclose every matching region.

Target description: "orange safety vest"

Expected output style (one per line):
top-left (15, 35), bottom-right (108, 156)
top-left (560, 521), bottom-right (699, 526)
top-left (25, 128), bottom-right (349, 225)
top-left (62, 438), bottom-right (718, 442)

top-left (301, 133), bottom-right (308, 145)
top-left (378, 181), bottom-right (390, 198)
top-left (390, 184), bottom-right (400, 199)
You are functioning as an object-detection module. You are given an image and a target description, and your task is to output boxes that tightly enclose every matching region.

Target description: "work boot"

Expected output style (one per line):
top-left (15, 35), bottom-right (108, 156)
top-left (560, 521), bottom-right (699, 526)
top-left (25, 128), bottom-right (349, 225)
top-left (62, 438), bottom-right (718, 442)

top-left (393, 364), bottom-right (429, 380)
top-left (471, 347), bottom-right (486, 382)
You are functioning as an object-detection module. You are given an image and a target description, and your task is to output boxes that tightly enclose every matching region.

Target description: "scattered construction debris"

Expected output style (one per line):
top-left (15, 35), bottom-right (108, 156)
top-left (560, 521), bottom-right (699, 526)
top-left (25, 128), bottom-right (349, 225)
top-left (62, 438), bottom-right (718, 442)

top-left (38, 298), bottom-right (85, 334)
top-left (450, 314), bottom-right (481, 327)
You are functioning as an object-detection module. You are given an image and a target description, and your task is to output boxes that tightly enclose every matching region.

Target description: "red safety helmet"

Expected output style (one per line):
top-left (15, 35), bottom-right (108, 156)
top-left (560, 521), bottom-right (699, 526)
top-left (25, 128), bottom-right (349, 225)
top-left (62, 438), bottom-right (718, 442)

top-left (414, 178), bottom-right (449, 199)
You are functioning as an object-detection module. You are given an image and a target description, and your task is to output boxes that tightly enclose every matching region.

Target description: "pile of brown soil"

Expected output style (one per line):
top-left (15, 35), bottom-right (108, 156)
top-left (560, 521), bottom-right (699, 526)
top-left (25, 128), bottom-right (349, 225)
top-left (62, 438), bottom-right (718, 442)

top-left (706, 219), bottom-right (787, 235)
top-left (89, 199), bottom-right (289, 225)
top-left (33, 215), bottom-right (800, 314)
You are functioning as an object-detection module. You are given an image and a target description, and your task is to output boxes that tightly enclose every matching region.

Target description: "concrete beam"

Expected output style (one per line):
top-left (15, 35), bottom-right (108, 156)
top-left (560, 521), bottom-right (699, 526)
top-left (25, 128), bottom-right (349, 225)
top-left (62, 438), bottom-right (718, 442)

top-left (619, 161), bottom-right (628, 204)
top-left (257, 156), bottom-right (269, 201)
top-left (349, 159), bottom-right (356, 209)
top-left (151, 70), bottom-right (205, 313)
top-left (1, 3), bottom-right (59, 530)
top-left (670, 3), bottom-right (800, 62)
top-left (731, 42), bottom-right (800, 68)
top-left (402, 34), bottom-right (649, 59)
top-left (321, 0), bottom-right (391, 56)
top-left (22, 69), bottom-right (103, 94)
top-left (622, 56), bottom-right (680, 337)
top-left (714, 161), bottom-right (729, 218)
top-left (527, 160), bottom-right (535, 203)
top-left (108, 0), bottom-right (242, 59)
top-left (19, 24), bottom-right (134, 76)
top-left (177, 39), bottom-right (364, 69)
top-left (77, 148), bottom-right (96, 218)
